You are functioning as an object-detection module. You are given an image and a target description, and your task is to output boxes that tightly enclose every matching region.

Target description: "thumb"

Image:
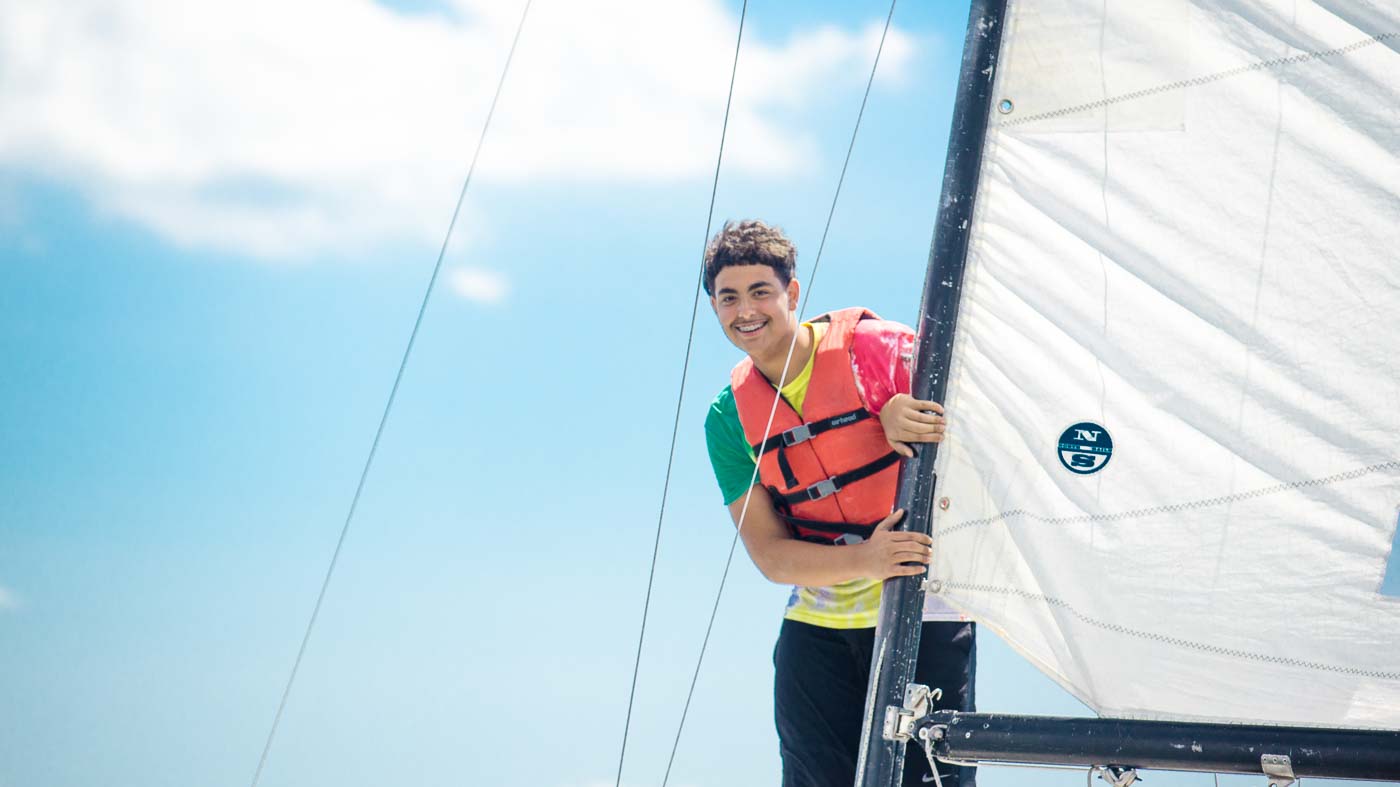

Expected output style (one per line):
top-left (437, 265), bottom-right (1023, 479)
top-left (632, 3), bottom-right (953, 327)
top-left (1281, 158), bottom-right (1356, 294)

top-left (888, 438), bottom-right (914, 459)
top-left (876, 508), bottom-right (906, 532)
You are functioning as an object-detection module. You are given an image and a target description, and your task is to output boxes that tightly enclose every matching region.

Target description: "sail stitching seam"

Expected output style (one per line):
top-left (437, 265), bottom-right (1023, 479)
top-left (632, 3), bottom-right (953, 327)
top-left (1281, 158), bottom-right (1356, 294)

top-left (1001, 31), bottom-right (1398, 128)
top-left (934, 460), bottom-right (1400, 537)
top-left (945, 581), bottom-right (1400, 680)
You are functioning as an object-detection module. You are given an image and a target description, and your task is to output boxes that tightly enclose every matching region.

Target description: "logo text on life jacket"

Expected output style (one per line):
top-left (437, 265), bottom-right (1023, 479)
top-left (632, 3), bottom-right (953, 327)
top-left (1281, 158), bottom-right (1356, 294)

top-left (1057, 421), bottom-right (1114, 475)
top-left (831, 413), bottom-right (859, 427)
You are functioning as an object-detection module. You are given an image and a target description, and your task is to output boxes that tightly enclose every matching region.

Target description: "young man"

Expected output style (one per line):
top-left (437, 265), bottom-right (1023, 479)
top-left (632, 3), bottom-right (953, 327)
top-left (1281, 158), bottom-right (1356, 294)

top-left (703, 220), bottom-right (975, 787)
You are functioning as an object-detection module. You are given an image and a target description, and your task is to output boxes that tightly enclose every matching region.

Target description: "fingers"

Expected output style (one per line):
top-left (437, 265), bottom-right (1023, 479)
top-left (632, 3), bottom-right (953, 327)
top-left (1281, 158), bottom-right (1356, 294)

top-left (880, 397), bottom-right (949, 451)
top-left (890, 545), bottom-right (932, 563)
top-left (874, 508), bottom-right (906, 531)
top-left (890, 428), bottom-right (944, 445)
top-left (873, 513), bottom-right (932, 542)
top-left (883, 552), bottom-right (933, 579)
top-left (861, 517), bottom-right (937, 579)
top-left (886, 531), bottom-right (933, 545)
top-left (901, 431), bottom-right (945, 442)
top-left (903, 410), bottom-right (946, 426)
top-left (906, 399), bottom-right (944, 414)
top-left (894, 409), bottom-right (947, 440)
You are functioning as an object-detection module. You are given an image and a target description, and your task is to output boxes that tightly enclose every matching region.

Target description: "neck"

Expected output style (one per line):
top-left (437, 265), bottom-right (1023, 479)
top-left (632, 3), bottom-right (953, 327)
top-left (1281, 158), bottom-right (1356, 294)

top-left (754, 322), bottom-right (814, 388)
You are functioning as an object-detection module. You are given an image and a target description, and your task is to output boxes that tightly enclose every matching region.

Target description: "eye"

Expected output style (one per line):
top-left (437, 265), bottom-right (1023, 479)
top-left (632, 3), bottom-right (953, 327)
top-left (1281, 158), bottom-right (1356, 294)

top-left (753, 288), bottom-right (771, 298)
top-left (720, 295), bottom-right (736, 306)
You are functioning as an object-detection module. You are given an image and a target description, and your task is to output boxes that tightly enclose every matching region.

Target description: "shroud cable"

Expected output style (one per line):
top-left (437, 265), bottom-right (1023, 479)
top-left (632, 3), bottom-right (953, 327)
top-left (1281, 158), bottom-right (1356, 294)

top-left (659, 2), bottom-right (900, 785)
top-left (610, 4), bottom-right (749, 787)
top-left (246, 3), bottom-right (534, 785)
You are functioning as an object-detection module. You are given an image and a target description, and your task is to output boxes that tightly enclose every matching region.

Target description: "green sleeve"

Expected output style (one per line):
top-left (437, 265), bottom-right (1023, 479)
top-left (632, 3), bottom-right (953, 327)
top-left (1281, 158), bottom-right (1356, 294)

top-left (704, 385), bottom-right (758, 505)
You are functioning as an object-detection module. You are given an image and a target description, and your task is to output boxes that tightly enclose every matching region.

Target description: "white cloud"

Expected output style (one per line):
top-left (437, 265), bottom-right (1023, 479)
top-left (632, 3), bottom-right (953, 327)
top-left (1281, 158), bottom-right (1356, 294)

top-left (0, 0), bottom-right (913, 260)
top-left (447, 266), bottom-right (508, 304)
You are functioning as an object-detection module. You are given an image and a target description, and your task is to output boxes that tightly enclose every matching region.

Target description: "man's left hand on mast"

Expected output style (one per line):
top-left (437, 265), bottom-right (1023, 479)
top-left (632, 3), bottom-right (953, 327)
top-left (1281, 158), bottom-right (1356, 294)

top-left (879, 393), bottom-right (946, 458)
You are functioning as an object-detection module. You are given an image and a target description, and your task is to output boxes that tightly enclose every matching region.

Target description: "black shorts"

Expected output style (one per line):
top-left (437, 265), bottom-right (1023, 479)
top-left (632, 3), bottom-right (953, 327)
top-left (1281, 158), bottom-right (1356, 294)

top-left (773, 618), bottom-right (976, 787)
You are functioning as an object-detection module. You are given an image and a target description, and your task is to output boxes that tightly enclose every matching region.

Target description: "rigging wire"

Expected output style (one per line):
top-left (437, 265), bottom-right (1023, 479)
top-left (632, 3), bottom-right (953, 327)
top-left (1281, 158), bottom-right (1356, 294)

top-left (610, 4), bottom-right (748, 787)
top-left (659, 2), bottom-right (900, 785)
top-left (246, 3), bottom-right (533, 785)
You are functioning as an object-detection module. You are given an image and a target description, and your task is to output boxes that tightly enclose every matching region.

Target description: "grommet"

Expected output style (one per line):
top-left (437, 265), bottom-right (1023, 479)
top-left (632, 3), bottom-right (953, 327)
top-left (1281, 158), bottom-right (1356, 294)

top-left (997, 99), bottom-right (1014, 114)
top-left (938, 497), bottom-right (951, 511)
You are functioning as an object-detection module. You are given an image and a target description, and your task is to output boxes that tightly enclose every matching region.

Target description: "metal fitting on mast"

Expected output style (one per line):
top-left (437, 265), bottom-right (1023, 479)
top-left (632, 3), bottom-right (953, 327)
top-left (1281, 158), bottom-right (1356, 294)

top-left (883, 683), bottom-right (942, 742)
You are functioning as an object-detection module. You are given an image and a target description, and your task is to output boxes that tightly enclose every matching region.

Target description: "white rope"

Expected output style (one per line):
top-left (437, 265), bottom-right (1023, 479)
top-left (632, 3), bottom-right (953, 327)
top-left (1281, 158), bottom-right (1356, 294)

top-left (247, 2), bottom-right (534, 785)
top-left (660, 2), bottom-right (902, 784)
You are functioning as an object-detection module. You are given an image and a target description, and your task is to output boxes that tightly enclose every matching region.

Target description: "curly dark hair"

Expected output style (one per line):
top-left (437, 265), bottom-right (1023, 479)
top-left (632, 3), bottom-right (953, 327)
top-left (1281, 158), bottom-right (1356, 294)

top-left (702, 219), bottom-right (797, 296)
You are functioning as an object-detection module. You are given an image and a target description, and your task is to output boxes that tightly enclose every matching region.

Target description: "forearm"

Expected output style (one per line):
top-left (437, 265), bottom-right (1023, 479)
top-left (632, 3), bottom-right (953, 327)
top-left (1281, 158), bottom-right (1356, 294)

top-left (729, 487), bottom-right (875, 586)
top-left (745, 535), bottom-right (872, 587)
top-left (727, 487), bottom-right (928, 586)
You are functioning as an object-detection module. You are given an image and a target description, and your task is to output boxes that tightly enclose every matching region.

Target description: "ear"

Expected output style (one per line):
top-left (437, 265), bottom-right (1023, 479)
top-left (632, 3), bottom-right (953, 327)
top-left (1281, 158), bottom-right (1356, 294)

top-left (786, 278), bottom-right (800, 311)
top-left (709, 294), bottom-right (719, 314)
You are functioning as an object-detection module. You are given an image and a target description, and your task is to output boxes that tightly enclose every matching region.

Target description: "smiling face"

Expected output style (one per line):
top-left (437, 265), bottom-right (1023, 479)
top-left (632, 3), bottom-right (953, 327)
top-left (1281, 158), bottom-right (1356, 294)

top-left (710, 264), bottom-right (801, 360)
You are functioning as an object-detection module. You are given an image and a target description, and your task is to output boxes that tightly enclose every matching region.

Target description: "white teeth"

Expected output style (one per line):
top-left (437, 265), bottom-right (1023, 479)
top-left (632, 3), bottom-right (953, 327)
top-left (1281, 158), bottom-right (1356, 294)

top-left (736, 322), bottom-right (764, 333)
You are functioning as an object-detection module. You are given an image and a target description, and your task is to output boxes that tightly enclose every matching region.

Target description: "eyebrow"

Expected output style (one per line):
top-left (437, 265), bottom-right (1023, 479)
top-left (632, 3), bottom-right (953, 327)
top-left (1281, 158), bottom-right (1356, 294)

top-left (716, 282), bottom-right (774, 296)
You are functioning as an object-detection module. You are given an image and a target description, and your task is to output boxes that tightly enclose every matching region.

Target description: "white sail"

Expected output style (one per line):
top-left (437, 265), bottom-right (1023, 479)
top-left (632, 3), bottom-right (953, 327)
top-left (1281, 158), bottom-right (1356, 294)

top-left (929, 0), bottom-right (1400, 729)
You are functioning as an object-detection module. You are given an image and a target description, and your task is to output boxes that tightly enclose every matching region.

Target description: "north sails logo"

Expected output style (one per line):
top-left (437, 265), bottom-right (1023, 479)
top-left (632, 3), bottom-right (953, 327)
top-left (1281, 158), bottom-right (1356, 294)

top-left (1057, 421), bottom-right (1114, 475)
top-left (831, 413), bottom-right (859, 427)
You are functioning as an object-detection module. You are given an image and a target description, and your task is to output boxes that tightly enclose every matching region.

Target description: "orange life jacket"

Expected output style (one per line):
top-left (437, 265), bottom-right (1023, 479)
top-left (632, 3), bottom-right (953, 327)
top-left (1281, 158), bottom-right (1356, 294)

top-left (730, 307), bottom-right (902, 545)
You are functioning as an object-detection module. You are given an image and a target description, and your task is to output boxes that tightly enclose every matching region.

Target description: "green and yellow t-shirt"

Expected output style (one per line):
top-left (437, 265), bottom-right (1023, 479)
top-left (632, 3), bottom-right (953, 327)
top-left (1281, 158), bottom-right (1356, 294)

top-left (703, 322), bottom-right (885, 629)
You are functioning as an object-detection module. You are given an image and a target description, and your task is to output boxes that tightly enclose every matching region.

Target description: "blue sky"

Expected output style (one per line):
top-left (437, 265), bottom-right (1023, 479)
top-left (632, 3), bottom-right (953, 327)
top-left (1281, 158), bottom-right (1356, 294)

top-left (0, 2), bottom-right (1391, 787)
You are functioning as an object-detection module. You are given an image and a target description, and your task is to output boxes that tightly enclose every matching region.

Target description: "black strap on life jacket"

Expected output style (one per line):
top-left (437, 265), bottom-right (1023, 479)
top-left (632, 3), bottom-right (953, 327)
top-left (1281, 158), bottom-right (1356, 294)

top-left (766, 487), bottom-right (884, 544)
top-left (750, 407), bottom-right (872, 458)
top-left (751, 407), bottom-right (876, 491)
top-left (782, 515), bottom-right (880, 542)
top-left (770, 450), bottom-right (902, 508)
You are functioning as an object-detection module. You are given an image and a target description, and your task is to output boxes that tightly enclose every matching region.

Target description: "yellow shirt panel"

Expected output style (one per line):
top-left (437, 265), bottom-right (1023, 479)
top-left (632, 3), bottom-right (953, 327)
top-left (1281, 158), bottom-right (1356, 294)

top-left (776, 321), bottom-right (882, 629)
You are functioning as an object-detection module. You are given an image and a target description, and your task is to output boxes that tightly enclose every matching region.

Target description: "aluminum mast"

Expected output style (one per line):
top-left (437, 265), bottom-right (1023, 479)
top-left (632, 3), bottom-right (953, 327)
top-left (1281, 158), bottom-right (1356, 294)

top-left (854, 2), bottom-right (1008, 785)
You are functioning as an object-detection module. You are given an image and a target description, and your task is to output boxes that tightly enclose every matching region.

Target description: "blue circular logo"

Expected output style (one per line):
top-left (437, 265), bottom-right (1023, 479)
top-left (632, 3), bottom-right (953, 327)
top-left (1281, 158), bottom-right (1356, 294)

top-left (1057, 422), bottom-right (1113, 475)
